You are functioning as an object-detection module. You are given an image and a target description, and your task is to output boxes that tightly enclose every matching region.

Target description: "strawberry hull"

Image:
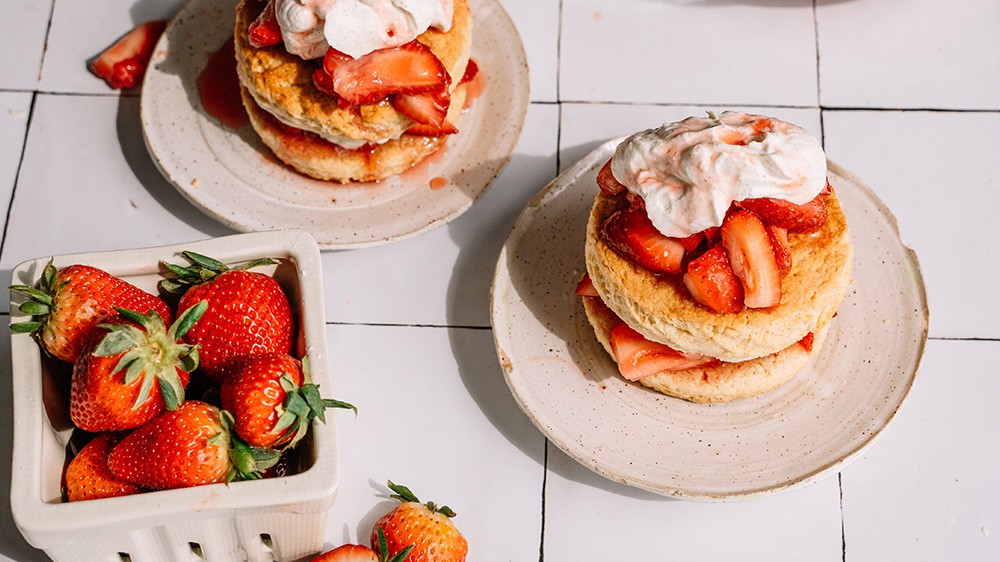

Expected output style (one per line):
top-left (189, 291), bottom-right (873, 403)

top-left (9, 230), bottom-right (341, 562)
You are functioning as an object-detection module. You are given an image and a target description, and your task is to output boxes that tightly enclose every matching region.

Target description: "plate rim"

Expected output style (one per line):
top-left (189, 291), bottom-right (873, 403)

top-left (490, 139), bottom-right (930, 501)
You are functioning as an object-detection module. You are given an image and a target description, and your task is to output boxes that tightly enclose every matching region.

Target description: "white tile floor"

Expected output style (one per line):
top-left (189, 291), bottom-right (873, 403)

top-left (0, 0), bottom-right (998, 561)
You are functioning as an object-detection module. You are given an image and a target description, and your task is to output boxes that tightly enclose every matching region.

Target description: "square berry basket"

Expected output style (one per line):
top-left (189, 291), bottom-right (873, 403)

top-left (9, 230), bottom-right (338, 562)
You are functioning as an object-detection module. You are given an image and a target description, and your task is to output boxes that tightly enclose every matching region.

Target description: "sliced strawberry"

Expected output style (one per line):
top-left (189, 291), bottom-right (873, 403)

top-left (394, 87), bottom-right (452, 128)
top-left (460, 58), bottom-right (479, 84)
top-left (89, 19), bottom-right (168, 89)
top-left (330, 41), bottom-right (450, 106)
top-left (405, 120), bottom-right (458, 136)
top-left (609, 323), bottom-right (719, 381)
top-left (703, 226), bottom-right (721, 245)
top-left (682, 243), bottom-right (744, 313)
top-left (679, 232), bottom-right (704, 252)
top-left (575, 274), bottom-right (599, 297)
top-left (766, 225), bottom-right (793, 277)
top-left (720, 209), bottom-right (782, 308)
top-left (596, 159), bottom-right (626, 196)
top-left (737, 189), bottom-right (828, 232)
top-left (601, 208), bottom-right (686, 274)
top-left (798, 332), bottom-right (815, 352)
top-left (248, 0), bottom-right (282, 48)
top-left (322, 47), bottom-right (352, 76)
top-left (312, 68), bottom-right (338, 98)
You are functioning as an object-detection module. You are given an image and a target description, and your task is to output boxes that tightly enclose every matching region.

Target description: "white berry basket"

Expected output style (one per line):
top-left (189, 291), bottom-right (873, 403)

top-left (9, 229), bottom-right (338, 562)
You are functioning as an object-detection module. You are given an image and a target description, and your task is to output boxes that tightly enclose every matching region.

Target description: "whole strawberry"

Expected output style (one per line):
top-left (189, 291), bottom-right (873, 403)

top-left (221, 353), bottom-right (355, 449)
top-left (371, 482), bottom-right (468, 562)
top-left (63, 433), bottom-right (143, 502)
top-left (69, 303), bottom-right (206, 432)
top-left (160, 251), bottom-right (293, 383)
top-left (107, 400), bottom-right (277, 490)
top-left (10, 260), bottom-right (172, 363)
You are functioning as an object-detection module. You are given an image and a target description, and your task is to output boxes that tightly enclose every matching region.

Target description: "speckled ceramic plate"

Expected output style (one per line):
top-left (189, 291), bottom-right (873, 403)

top-left (491, 138), bottom-right (928, 501)
top-left (141, 0), bottom-right (528, 249)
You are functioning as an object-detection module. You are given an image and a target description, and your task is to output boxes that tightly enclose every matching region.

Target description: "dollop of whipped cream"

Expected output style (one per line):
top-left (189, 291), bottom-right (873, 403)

top-left (610, 111), bottom-right (827, 238)
top-left (275, 0), bottom-right (454, 60)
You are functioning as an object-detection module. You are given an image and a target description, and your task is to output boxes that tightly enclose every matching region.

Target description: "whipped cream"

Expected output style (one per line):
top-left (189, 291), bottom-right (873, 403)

top-left (275, 0), bottom-right (454, 60)
top-left (610, 111), bottom-right (827, 238)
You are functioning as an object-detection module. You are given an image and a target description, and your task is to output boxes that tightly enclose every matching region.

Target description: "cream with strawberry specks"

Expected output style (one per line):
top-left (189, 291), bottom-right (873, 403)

top-left (610, 111), bottom-right (827, 238)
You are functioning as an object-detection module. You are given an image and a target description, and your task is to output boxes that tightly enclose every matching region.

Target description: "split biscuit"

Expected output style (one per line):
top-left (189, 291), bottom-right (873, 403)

top-left (583, 295), bottom-right (829, 403)
top-left (585, 190), bottom-right (852, 362)
top-left (234, 0), bottom-right (472, 146)
top-left (241, 84), bottom-right (466, 183)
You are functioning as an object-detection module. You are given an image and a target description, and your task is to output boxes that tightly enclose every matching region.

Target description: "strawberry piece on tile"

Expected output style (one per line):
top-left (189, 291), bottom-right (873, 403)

top-left (89, 19), bottom-right (168, 90)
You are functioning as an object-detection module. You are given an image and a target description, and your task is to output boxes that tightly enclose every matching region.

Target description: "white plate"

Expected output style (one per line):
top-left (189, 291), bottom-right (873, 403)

top-left (141, 0), bottom-right (528, 249)
top-left (491, 139), bottom-right (929, 501)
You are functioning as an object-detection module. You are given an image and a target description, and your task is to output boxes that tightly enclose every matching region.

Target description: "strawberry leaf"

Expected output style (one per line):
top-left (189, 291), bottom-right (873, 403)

top-left (387, 480), bottom-right (420, 503)
top-left (94, 328), bottom-right (142, 357)
top-left (181, 251), bottom-right (228, 272)
top-left (133, 364), bottom-right (156, 409)
top-left (177, 346), bottom-right (199, 373)
top-left (158, 371), bottom-right (184, 410)
top-left (18, 301), bottom-right (50, 315)
top-left (170, 300), bottom-right (207, 340)
top-left (323, 397), bottom-right (358, 416)
top-left (9, 321), bottom-right (42, 333)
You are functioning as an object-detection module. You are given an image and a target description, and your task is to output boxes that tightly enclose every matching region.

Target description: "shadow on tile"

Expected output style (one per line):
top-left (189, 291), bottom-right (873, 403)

top-left (114, 95), bottom-right (237, 238)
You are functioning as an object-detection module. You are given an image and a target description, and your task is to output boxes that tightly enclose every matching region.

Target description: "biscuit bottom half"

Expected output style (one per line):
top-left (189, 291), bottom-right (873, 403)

top-left (582, 294), bottom-right (830, 403)
top-left (241, 86), bottom-right (467, 183)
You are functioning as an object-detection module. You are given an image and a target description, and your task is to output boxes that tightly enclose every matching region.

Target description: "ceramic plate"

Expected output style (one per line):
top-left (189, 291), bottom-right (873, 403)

top-left (141, 0), bottom-right (528, 249)
top-left (491, 139), bottom-right (929, 501)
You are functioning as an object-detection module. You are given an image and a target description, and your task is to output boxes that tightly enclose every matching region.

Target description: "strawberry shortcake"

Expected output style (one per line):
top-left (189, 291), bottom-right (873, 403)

top-left (580, 112), bottom-right (853, 403)
top-left (234, 0), bottom-right (473, 183)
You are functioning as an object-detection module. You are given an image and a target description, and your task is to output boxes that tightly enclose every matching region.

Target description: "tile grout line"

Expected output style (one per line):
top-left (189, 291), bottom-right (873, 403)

top-left (813, 0), bottom-right (822, 110)
top-left (0, 93), bottom-right (38, 266)
top-left (36, 0), bottom-right (56, 89)
top-left (839, 473), bottom-right (847, 562)
top-left (540, 2), bottom-right (564, 558)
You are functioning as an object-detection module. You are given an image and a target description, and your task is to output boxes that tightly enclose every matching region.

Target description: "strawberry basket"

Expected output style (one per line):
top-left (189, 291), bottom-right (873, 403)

top-left (9, 230), bottom-right (338, 562)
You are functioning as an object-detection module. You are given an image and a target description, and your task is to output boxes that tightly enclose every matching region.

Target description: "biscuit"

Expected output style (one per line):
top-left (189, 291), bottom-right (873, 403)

top-left (234, 0), bottom-right (472, 146)
top-left (241, 84), bottom-right (466, 183)
top-left (582, 295), bottom-right (829, 403)
top-left (585, 190), bottom-right (852, 362)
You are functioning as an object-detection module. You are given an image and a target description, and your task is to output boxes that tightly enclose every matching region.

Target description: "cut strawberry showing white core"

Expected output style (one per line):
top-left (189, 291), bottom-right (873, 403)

top-left (323, 41), bottom-right (451, 107)
top-left (720, 209), bottom-right (782, 308)
top-left (395, 88), bottom-right (455, 133)
top-left (609, 323), bottom-right (719, 381)
top-left (90, 19), bottom-right (168, 90)
top-left (682, 243), bottom-right (744, 313)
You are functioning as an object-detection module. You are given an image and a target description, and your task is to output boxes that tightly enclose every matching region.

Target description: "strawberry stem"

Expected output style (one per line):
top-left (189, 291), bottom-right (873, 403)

top-left (386, 481), bottom-right (457, 517)
top-left (159, 252), bottom-right (278, 295)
